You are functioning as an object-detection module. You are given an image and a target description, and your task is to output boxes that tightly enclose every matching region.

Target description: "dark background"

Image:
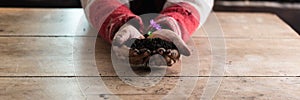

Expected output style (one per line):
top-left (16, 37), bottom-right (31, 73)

top-left (0, 0), bottom-right (299, 35)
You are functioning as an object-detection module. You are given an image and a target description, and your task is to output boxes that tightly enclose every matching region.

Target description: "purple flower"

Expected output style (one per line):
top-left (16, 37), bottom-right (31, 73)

top-left (150, 19), bottom-right (162, 30)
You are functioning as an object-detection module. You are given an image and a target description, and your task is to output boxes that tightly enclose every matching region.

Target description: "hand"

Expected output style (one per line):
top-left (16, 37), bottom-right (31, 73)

top-left (112, 24), bottom-right (149, 66)
top-left (145, 15), bottom-right (191, 66)
top-left (112, 24), bottom-right (144, 46)
top-left (148, 29), bottom-right (191, 66)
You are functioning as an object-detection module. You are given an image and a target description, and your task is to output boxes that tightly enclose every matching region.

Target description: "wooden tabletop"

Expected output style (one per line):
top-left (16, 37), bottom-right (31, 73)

top-left (0, 8), bottom-right (299, 100)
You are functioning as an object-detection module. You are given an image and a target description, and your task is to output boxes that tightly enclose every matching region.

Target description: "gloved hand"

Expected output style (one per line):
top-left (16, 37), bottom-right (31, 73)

top-left (148, 29), bottom-right (191, 66)
top-left (146, 16), bottom-right (191, 66)
top-left (112, 24), bottom-right (149, 65)
top-left (149, 16), bottom-right (191, 55)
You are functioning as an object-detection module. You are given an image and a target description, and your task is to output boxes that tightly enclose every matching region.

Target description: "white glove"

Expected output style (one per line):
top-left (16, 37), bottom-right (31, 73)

top-left (112, 24), bottom-right (150, 65)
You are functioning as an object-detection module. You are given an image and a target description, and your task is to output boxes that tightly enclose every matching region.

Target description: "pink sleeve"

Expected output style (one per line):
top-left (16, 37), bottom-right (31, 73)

top-left (159, 2), bottom-right (200, 42)
top-left (86, 0), bottom-right (142, 43)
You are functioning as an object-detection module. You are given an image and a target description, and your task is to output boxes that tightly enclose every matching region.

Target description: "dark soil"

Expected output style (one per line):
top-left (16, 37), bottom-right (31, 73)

top-left (124, 38), bottom-right (177, 53)
top-left (124, 38), bottom-right (180, 66)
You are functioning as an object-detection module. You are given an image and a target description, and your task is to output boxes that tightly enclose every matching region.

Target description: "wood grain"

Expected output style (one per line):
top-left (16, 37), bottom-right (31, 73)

top-left (1, 8), bottom-right (298, 38)
top-left (0, 37), bottom-right (299, 76)
top-left (0, 8), bottom-right (300, 100)
top-left (0, 77), bottom-right (299, 100)
top-left (0, 8), bottom-right (85, 36)
top-left (194, 12), bottom-right (299, 38)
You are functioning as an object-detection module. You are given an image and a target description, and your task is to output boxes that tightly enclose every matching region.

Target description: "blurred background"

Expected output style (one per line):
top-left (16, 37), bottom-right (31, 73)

top-left (0, 0), bottom-right (299, 34)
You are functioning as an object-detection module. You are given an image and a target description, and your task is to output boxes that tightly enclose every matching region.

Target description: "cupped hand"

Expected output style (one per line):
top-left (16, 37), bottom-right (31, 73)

top-left (112, 24), bottom-right (148, 65)
top-left (148, 29), bottom-right (191, 66)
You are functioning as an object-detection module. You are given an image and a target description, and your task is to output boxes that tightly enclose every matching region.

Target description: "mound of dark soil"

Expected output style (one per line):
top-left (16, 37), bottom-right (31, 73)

top-left (124, 38), bottom-right (180, 66)
top-left (124, 38), bottom-right (177, 52)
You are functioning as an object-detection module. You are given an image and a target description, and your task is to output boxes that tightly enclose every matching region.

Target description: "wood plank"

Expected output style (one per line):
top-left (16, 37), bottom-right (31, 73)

top-left (213, 77), bottom-right (300, 100)
top-left (0, 37), bottom-right (203, 76)
top-left (0, 8), bottom-right (86, 36)
top-left (0, 77), bottom-right (84, 100)
top-left (193, 12), bottom-right (299, 38)
top-left (193, 38), bottom-right (300, 76)
top-left (0, 0), bottom-right (81, 8)
top-left (0, 37), bottom-right (74, 76)
top-left (0, 37), bottom-right (300, 76)
top-left (0, 77), bottom-right (299, 100)
top-left (0, 8), bottom-right (298, 39)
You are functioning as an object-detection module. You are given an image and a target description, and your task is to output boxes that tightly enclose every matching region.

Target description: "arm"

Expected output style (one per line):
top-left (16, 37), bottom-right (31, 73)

top-left (158, 0), bottom-right (214, 41)
top-left (81, 0), bottom-right (142, 43)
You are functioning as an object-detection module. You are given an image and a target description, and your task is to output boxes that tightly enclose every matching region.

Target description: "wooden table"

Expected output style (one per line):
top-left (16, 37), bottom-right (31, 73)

top-left (0, 8), bottom-right (299, 100)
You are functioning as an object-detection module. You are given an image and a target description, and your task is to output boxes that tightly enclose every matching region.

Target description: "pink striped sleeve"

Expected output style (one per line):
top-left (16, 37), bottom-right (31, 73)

top-left (85, 0), bottom-right (142, 43)
top-left (159, 2), bottom-right (200, 41)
